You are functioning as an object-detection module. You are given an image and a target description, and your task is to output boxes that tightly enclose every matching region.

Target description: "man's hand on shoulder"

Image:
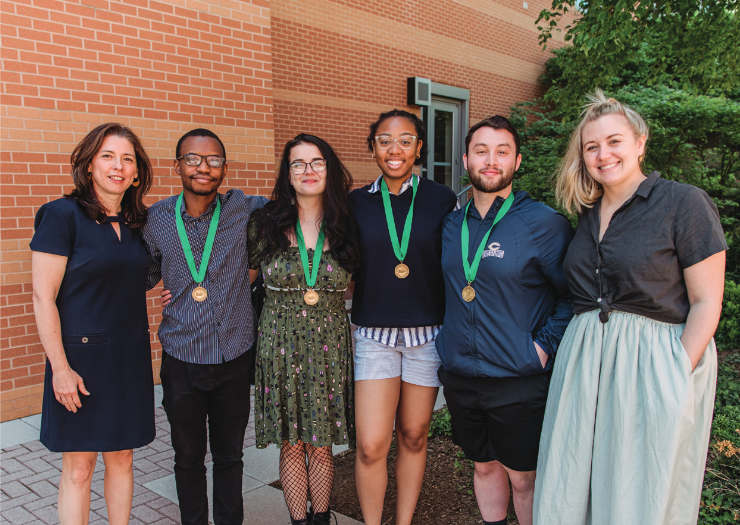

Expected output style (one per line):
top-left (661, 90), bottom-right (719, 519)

top-left (161, 289), bottom-right (172, 306)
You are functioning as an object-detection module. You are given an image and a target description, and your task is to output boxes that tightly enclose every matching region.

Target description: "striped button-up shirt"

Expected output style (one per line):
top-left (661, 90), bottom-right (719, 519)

top-left (356, 174), bottom-right (443, 348)
top-left (143, 190), bottom-right (268, 364)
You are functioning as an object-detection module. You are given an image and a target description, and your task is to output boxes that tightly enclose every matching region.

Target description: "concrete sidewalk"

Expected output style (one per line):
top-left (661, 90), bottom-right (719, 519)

top-left (0, 386), bottom-right (363, 525)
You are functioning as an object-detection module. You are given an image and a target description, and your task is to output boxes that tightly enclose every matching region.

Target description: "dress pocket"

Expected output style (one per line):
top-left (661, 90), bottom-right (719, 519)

top-left (674, 333), bottom-right (693, 376)
top-left (61, 333), bottom-right (109, 373)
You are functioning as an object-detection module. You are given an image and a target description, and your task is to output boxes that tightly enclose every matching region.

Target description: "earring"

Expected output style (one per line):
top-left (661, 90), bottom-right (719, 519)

top-left (131, 177), bottom-right (140, 187)
top-left (290, 197), bottom-right (296, 205)
top-left (87, 171), bottom-right (92, 179)
top-left (417, 154), bottom-right (420, 159)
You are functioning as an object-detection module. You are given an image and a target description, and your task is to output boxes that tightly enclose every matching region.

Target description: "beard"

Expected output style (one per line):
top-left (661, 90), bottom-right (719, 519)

top-left (469, 166), bottom-right (515, 193)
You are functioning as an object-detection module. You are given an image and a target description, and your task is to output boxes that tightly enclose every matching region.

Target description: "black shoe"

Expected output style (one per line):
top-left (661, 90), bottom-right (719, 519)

top-left (290, 518), bottom-right (310, 525)
top-left (309, 507), bottom-right (338, 525)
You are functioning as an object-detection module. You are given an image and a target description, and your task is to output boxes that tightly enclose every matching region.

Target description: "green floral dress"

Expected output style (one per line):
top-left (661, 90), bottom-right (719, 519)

top-left (248, 225), bottom-right (355, 449)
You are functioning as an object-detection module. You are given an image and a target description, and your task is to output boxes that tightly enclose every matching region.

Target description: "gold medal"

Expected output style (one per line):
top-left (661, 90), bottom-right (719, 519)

top-left (395, 263), bottom-right (409, 279)
top-left (462, 285), bottom-right (475, 303)
top-left (304, 289), bottom-right (319, 305)
top-left (192, 286), bottom-right (208, 302)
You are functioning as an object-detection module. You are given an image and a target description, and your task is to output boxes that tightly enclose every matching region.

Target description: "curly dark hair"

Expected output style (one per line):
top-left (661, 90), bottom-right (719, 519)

top-left (250, 134), bottom-right (361, 273)
top-left (66, 123), bottom-right (152, 229)
top-left (366, 109), bottom-right (427, 166)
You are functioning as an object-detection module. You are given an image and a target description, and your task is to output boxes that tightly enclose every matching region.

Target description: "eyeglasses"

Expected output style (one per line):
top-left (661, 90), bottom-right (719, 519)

top-left (374, 135), bottom-right (418, 150)
top-left (177, 154), bottom-right (226, 168)
top-left (289, 159), bottom-right (327, 175)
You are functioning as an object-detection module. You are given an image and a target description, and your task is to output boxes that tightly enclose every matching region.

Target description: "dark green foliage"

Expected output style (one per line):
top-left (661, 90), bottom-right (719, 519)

top-left (510, 101), bottom-right (573, 213)
top-left (536, 1), bottom-right (740, 107)
top-left (428, 406), bottom-right (452, 437)
top-left (717, 282), bottom-right (740, 351)
top-left (700, 353), bottom-right (740, 523)
top-left (714, 354), bottom-right (740, 443)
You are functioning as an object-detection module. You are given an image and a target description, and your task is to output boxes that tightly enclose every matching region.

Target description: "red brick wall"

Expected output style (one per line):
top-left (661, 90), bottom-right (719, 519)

top-left (0, 0), bottom-right (274, 422)
top-left (271, 0), bottom-right (571, 187)
top-left (1, 0), bottom-right (577, 422)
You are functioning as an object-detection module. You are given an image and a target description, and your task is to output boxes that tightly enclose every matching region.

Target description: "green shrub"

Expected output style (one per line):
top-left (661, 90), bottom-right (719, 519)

top-left (715, 354), bottom-right (740, 415)
top-left (428, 406), bottom-right (452, 437)
top-left (716, 281), bottom-right (740, 351)
top-left (700, 353), bottom-right (740, 523)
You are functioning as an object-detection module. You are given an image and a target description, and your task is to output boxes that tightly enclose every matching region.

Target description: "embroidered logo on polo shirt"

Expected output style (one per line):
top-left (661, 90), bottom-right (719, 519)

top-left (482, 242), bottom-right (505, 259)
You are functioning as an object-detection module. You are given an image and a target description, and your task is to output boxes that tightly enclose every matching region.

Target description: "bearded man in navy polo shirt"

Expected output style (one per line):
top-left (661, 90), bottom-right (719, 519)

top-left (436, 116), bottom-right (574, 525)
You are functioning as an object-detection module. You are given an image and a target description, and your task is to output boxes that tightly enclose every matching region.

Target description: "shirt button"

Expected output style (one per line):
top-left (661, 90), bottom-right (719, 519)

top-left (597, 298), bottom-right (602, 303)
top-left (217, 322), bottom-right (222, 327)
top-left (82, 337), bottom-right (88, 343)
top-left (595, 269), bottom-right (599, 274)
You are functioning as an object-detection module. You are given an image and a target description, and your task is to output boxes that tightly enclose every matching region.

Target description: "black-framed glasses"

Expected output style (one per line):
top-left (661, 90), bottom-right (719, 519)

top-left (289, 159), bottom-right (327, 175)
top-left (374, 134), bottom-right (418, 150)
top-left (177, 154), bottom-right (226, 168)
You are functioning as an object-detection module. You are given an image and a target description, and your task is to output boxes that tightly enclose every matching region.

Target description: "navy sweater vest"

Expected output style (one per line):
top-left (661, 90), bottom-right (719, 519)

top-left (349, 177), bottom-right (457, 327)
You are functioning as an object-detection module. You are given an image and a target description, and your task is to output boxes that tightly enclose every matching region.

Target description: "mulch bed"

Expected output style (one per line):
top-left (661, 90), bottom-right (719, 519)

top-left (270, 433), bottom-right (519, 524)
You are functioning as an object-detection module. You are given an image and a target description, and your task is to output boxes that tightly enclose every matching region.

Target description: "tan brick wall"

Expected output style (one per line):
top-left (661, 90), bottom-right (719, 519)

top-left (271, 0), bottom-right (571, 188)
top-left (0, 0), bottom-right (274, 422)
top-left (0, 0), bottom-right (576, 422)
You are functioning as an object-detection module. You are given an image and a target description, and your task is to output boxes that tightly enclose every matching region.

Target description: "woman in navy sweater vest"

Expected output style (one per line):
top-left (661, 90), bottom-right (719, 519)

top-left (349, 110), bottom-right (458, 525)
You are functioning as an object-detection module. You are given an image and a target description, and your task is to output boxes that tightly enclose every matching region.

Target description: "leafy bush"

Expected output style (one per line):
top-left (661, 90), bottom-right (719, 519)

top-left (535, 2), bottom-right (740, 111)
top-left (716, 281), bottom-right (740, 351)
top-left (428, 406), bottom-right (452, 437)
top-left (700, 353), bottom-right (740, 523)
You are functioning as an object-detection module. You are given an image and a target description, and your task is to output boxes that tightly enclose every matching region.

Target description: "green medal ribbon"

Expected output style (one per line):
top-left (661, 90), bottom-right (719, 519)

top-left (380, 175), bottom-right (417, 265)
top-left (462, 192), bottom-right (514, 285)
top-left (295, 218), bottom-right (326, 289)
top-left (175, 192), bottom-right (221, 285)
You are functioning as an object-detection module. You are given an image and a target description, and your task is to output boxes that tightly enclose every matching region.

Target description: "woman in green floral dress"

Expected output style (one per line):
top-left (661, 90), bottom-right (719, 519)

top-left (248, 134), bottom-right (361, 525)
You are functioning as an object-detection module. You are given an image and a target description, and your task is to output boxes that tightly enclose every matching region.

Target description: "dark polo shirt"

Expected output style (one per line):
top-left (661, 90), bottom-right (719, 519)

top-left (565, 171), bottom-right (727, 324)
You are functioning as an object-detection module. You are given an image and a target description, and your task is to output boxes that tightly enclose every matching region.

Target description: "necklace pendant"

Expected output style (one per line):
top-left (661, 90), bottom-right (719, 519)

top-left (462, 284), bottom-right (475, 303)
top-left (395, 263), bottom-right (410, 279)
top-left (304, 289), bottom-right (319, 305)
top-left (192, 286), bottom-right (208, 302)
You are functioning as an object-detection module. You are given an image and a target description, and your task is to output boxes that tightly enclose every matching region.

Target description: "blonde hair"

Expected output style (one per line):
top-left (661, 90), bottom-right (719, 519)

top-left (555, 90), bottom-right (649, 214)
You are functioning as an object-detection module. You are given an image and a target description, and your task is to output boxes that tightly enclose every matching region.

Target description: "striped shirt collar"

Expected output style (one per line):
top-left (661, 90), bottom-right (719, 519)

top-left (179, 192), bottom-right (220, 219)
top-left (368, 174), bottom-right (420, 195)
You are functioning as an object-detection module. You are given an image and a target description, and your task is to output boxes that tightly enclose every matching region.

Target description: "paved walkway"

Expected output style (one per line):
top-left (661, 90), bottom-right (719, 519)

top-left (0, 386), bottom-right (363, 525)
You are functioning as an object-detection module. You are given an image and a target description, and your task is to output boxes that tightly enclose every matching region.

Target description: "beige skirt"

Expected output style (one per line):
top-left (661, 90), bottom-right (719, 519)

top-left (533, 310), bottom-right (717, 525)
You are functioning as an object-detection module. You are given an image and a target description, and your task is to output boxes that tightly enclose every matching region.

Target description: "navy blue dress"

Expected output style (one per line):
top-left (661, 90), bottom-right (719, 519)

top-left (31, 198), bottom-right (155, 452)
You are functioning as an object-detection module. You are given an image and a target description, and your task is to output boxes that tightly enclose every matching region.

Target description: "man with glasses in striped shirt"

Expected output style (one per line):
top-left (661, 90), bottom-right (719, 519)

top-left (142, 128), bottom-right (267, 525)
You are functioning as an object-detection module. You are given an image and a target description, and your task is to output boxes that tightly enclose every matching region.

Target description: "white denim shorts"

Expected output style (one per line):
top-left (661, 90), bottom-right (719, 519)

top-left (353, 330), bottom-right (441, 387)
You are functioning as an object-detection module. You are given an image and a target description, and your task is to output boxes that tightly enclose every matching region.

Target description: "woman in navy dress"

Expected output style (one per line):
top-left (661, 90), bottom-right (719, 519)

top-left (31, 123), bottom-right (155, 525)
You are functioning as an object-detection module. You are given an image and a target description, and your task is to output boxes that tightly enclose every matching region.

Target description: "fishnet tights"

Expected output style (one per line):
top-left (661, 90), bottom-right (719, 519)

top-left (279, 442), bottom-right (334, 521)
